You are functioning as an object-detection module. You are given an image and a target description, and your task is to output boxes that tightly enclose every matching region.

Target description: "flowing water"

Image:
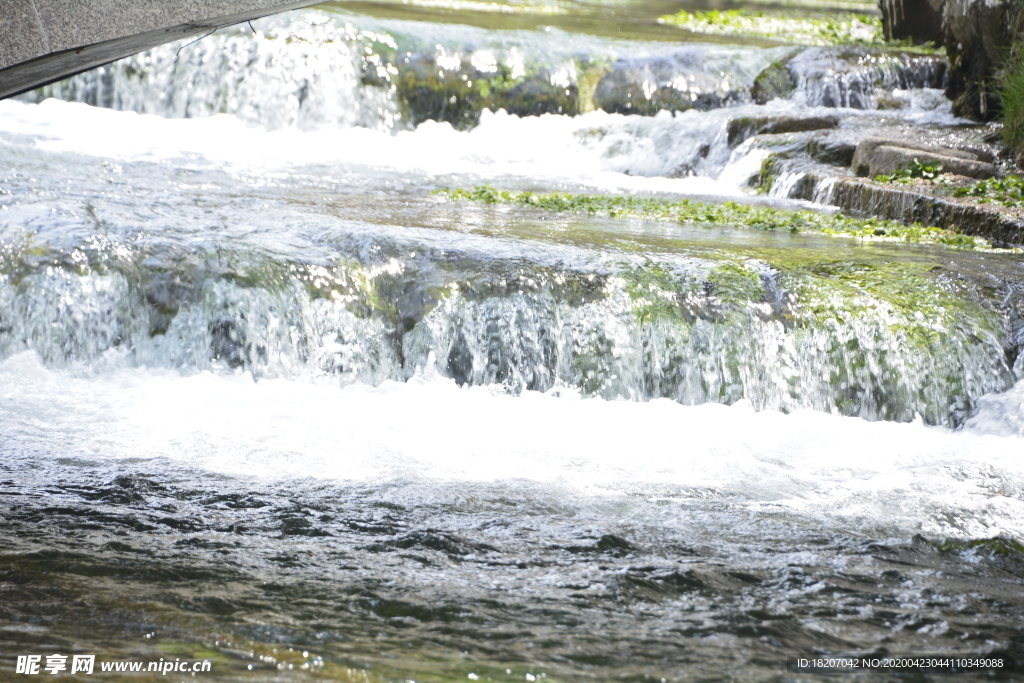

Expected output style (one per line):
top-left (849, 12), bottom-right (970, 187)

top-left (2, 3), bottom-right (1024, 681)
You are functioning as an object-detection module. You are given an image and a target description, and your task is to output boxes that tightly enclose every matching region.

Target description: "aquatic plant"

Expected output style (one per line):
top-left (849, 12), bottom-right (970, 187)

top-left (873, 158), bottom-right (945, 184)
top-left (954, 174), bottom-right (1024, 206)
top-left (436, 186), bottom-right (981, 247)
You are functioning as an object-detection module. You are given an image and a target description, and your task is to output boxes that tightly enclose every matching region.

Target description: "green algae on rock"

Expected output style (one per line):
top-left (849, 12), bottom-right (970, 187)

top-left (657, 9), bottom-right (885, 47)
top-left (436, 186), bottom-right (985, 247)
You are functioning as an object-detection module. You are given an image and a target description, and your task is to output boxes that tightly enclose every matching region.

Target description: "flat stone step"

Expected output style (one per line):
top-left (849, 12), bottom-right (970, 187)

top-left (827, 177), bottom-right (1024, 246)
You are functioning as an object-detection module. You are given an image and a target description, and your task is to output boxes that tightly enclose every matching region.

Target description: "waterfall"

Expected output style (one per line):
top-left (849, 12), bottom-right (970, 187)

top-left (0, 226), bottom-right (1014, 426)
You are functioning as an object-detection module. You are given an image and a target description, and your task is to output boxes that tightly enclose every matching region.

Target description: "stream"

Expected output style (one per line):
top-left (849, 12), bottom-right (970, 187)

top-left (1, 3), bottom-right (1023, 681)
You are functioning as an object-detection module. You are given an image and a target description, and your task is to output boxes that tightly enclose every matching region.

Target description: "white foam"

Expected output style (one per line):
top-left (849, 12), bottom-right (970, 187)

top-left (0, 99), bottom-right (747, 196)
top-left (966, 379), bottom-right (1024, 438)
top-left (2, 351), bottom-right (1022, 541)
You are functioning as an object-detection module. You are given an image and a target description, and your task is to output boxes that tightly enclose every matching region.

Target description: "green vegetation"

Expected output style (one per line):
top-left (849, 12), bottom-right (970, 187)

top-left (657, 9), bottom-right (885, 47)
top-left (997, 57), bottom-right (1024, 155)
top-left (436, 185), bottom-right (982, 247)
top-left (780, 259), bottom-right (1006, 422)
top-left (925, 535), bottom-right (1024, 557)
top-left (954, 174), bottom-right (1024, 206)
top-left (996, 3), bottom-right (1024, 158)
top-left (873, 158), bottom-right (945, 184)
top-left (756, 154), bottom-right (780, 194)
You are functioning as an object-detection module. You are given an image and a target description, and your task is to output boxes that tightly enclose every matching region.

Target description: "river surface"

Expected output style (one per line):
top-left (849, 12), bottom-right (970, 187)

top-left (1, 3), bottom-right (1024, 681)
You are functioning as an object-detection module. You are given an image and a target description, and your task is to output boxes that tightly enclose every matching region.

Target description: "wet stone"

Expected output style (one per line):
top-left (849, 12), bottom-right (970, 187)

top-left (727, 114), bottom-right (839, 147)
top-left (593, 56), bottom-right (746, 116)
top-left (851, 136), bottom-right (999, 178)
top-left (806, 136), bottom-right (857, 166)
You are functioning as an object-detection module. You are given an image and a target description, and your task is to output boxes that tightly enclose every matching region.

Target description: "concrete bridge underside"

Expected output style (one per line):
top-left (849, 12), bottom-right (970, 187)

top-left (0, 1), bottom-right (323, 100)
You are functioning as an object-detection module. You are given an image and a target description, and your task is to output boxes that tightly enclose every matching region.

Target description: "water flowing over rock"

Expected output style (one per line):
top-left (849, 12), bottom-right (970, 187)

top-left (788, 48), bottom-right (947, 109)
top-left (18, 16), bottom-right (950, 127)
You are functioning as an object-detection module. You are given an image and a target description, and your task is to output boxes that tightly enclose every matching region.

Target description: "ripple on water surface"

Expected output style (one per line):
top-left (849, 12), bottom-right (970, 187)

top-left (2, 354), bottom-right (1024, 678)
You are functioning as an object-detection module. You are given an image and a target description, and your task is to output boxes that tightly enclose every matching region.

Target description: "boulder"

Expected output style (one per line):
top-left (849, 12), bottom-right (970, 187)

top-left (807, 137), bottom-right (857, 166)
top-left (592, 54), bottom-right (746, 116)
top-left (943, 0), bottom-right (1021, 120)
top-left (395, 54), bottom-right (583, 128)
top-left (879, 0), bottom-right (945, 45)
top-left (750, 60), bottom-right (796, 105)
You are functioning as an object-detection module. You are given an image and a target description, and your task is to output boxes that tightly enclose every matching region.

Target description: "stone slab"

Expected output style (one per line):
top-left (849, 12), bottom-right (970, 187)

top-left (726, 114), bottom-right (839, 147)
top-left (0, 0), bottom-right (50, 69)
top-left (868, 145), bottom-right (998, 179)
top-left (851, 136), bottom-right (989, 176)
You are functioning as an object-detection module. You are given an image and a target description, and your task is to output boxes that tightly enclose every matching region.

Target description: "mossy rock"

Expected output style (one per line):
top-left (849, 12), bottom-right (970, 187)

top-left (395, 53), bottom-right (586, 127)
top-left (751, 60), bottom-right (796, 104)
top-left (929, 536), bottom-right (1024, 556)
top-left (756, 153), bottom-right (781, 193)
top-left (396, 53), bottom-right (490, 129)
top-left (436, 185), bottom-right (987, 247)
top-left (489, 70), bottom-right (579, 117)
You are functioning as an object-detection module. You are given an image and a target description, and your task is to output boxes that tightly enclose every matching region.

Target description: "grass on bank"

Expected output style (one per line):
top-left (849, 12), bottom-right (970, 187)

top-left (999, 54), bottom-right (1024, 159)
top-left (436, 185), bottom-right (981, 248)
top-left (996, 0), bottom-right (1024, 156)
